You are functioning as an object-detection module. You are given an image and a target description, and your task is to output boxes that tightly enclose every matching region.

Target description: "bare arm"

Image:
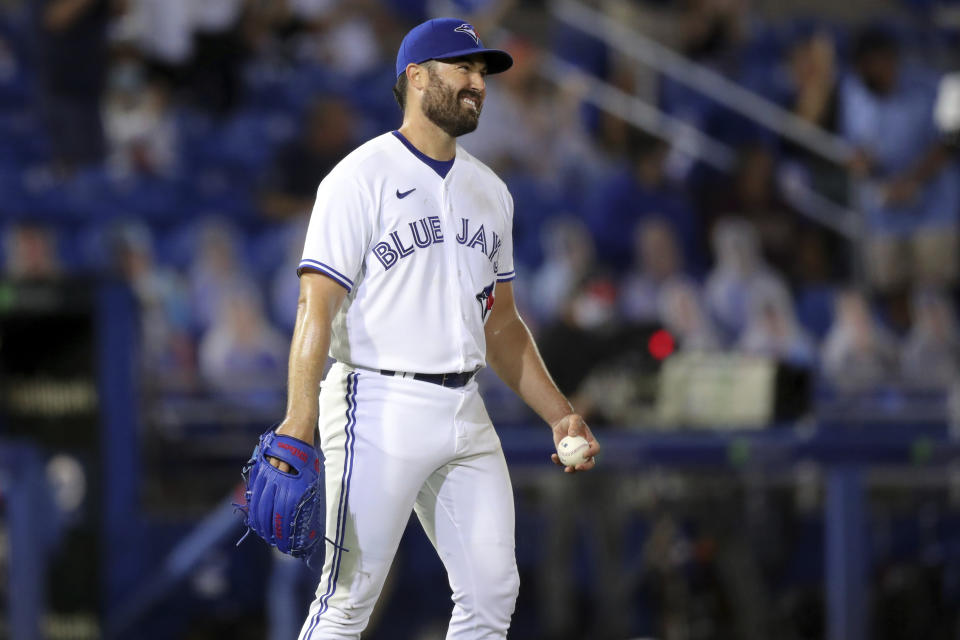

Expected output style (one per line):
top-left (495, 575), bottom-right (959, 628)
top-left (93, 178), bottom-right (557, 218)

top-left (484, 282), bottom-right (600, 472)
top-left (271, 271), bottom-right (347, 469)
top-left (882, 142), bottom-right (952, 205)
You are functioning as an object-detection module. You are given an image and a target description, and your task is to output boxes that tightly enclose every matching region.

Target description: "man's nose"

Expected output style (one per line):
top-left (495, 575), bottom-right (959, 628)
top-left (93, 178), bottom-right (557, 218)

top-left (469, 72), bottom-right (485, 93)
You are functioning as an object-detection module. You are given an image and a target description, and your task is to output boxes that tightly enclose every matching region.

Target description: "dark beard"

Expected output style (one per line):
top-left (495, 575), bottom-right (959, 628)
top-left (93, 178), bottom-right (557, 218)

top-left (421, 70), bottom-right (482, 137)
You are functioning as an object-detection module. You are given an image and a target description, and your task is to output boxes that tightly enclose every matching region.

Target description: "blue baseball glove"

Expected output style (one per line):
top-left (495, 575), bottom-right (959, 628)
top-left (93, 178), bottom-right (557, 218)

top-left (236, 427), bottom-right (326, 562)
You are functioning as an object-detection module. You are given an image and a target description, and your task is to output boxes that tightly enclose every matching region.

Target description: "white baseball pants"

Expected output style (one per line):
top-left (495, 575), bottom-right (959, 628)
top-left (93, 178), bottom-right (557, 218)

top-left (298, 363), bottom-right (519, 640)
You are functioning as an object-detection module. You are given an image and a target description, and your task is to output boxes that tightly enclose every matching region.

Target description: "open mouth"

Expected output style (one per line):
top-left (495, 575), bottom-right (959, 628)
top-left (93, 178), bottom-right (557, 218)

top-left (460, 94), bottom-right (482, 113)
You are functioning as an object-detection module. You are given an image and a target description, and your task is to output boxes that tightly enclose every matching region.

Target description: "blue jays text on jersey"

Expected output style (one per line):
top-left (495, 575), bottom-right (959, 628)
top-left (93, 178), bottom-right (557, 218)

top-left (372, 216), bottom-right (504, 272)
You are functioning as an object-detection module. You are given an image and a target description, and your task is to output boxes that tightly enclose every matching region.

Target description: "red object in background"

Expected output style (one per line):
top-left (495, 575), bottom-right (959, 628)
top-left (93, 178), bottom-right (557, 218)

top-left (648, 329), bottom-right (675, 360)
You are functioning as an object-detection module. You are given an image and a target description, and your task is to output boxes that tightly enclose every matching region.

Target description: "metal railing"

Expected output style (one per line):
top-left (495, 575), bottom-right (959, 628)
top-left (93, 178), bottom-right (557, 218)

top-left (524, 0), bottom-right (864, 242)
top-left (551, 0), bottom-right (855, 165)
top-left (535, 52), bottom-right (860, 239)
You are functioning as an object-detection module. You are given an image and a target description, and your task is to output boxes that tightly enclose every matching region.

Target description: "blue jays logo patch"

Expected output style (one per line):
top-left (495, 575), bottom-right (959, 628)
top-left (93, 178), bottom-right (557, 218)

top-left (476, 281), bottom-right (495, 321)
top-left (455, 23), bottom-right (480, 45)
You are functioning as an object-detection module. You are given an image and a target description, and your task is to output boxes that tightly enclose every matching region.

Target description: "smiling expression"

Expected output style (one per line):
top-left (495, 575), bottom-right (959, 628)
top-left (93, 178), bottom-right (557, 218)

top-left (420, 56), bottom-right (487, 138)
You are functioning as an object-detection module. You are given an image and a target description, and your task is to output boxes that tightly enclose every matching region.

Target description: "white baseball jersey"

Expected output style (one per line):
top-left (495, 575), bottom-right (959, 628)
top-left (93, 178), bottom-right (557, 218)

top-left (298, 131), bottom-right (516, 374)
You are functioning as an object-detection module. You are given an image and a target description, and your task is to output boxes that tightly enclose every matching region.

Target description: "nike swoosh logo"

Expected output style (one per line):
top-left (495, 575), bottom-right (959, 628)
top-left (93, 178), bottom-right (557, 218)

top-left (396, 188), bottom-right (416, 199)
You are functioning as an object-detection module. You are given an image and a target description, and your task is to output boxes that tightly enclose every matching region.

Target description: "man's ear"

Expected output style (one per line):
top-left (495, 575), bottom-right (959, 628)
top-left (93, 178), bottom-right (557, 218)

top-left (408, 63), bottom-right (429, 92)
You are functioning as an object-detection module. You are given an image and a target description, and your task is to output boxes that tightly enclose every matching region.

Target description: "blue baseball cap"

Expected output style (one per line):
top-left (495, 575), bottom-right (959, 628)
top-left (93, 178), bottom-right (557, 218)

top-left (395, 18), bottom-right (513, 79)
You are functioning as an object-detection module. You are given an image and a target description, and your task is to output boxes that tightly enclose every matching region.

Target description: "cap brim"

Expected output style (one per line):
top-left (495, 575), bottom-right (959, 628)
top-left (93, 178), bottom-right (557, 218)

top-left (433, 47), bottom-right (514, 74)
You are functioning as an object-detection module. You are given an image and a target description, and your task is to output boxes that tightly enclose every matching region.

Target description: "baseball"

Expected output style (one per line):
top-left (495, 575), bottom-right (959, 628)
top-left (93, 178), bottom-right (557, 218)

top-left (557, 435), bottom-right (591, 467)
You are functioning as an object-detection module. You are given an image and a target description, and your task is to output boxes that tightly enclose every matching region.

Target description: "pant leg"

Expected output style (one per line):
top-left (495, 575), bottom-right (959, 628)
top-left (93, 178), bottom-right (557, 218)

top-left (414, 387), bottom-right (520, 640)
top-left (299, 365), bottom-right (459, 640)
top-left (911, 227), bottom-right (959, 288)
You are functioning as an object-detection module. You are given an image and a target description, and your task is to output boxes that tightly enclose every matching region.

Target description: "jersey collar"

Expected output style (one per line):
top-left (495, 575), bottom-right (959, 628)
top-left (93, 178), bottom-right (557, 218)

top-left (391, 131), bottom-right (455, 179)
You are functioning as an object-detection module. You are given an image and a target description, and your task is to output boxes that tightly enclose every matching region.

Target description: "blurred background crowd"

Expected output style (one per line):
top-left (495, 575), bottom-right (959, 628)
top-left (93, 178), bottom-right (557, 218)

top-left (1, 0), bottom-right (958, 412)
top-left (2, 0), bottom-right (960, 638)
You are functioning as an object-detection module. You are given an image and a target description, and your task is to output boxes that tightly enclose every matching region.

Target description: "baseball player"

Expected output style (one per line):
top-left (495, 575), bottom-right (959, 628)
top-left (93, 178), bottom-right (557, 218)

top-left (270, 17), bottom-right (601, 639)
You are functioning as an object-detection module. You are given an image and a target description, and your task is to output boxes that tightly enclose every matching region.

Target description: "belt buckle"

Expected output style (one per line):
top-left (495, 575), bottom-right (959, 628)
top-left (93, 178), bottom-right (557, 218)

top-left (440, 373), bottom-right (448, 387)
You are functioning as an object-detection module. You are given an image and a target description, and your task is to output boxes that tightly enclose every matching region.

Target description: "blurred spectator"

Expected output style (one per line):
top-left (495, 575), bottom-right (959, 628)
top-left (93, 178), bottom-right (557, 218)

top-left (110, 222), bottom-right (195, 383)
top-left (900, 289), bottom-right (960, 388)
top-left (260, 96), bottom-right (356, 220)
top-left (781, 28), bottom-right (847, 203)
top-left (120, 0), bottom-right (193, 84)
top-left (620, 218), bottom-right (693, 324)
top-left (198, 282), bottom-right (287, 397)
top-left (842, 25), bottom-right (960, 292)
top-left (703, 144), bottom-right (798, 277)
top-left (102, 46), bottom-right (178, 177)
top-left (585, 130), bottom-right (700, 273)
top-left (679, 0), bottom-right (747, 67)
top-left (188, 0), bottom-right (248, 115)
top-left (2, 223), bottom-right (62, 278)
top-left (821, 289), bottom-right (900, 388)
top-left (737, 279), bottom-right (817, 368)
top-left (33, 0), bottom-right (112, 172)
top-left (286, 0), bottom-right (384, 77)
top-left (188, 218), bottom-right (252, 333)
top-left (787, 29), bottom-right (839, 135)
top-left (703, 217), bottom-right (790, 342)
top-left (528, 217), bottom-right (596, 322)
top-left (658, 279), bottom-right (721, 352)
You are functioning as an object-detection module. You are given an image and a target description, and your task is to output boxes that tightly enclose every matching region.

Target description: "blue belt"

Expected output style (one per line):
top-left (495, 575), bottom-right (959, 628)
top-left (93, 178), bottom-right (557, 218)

top-left (379, 369), bottom-right (478, 388)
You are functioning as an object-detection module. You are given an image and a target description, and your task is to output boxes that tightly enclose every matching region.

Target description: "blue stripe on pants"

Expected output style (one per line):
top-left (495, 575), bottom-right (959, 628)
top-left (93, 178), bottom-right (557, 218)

top-left (305, 371), bottom-right (359, 638)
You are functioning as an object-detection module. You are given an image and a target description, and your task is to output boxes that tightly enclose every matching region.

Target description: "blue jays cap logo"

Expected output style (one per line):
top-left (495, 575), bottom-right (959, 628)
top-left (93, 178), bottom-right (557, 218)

top-left (454, 23), bottom-right (480, 45)
top-left (396, 17), bottom-right (513, 78)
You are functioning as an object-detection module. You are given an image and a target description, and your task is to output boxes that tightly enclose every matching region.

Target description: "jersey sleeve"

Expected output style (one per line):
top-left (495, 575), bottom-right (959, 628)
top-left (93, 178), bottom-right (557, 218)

top-left (298, 170), bottom-right (373, 293)
top-left (496, 188), bottom-right (516, 283)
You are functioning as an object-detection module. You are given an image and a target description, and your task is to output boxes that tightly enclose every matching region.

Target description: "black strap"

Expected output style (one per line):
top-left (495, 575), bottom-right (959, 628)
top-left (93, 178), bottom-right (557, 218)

top-left (379, 369), bottom-right (476, 388)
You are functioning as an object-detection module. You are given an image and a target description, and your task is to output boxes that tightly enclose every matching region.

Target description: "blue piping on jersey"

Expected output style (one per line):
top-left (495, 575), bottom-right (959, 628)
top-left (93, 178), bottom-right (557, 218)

top-left (391, 130), bottom-right (454, 179)
top-left (496, 270), bottom-right (516, 282)
top-left (306, 371), bottom-right (360, 638)
top-left (298, 259), bottom-right (354, 292)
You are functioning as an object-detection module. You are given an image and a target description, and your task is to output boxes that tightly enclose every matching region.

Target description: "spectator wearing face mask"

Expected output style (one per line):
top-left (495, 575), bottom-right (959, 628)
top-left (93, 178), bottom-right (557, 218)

top-left (102, 46), bottom-right (178, 178)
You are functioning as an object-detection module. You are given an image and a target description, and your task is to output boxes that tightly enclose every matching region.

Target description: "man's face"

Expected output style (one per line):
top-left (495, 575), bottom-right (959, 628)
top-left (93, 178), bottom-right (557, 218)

top-left (858, 50), bottom-right (898, 96)
top-left (420, 56), bottom-right (487, 137)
